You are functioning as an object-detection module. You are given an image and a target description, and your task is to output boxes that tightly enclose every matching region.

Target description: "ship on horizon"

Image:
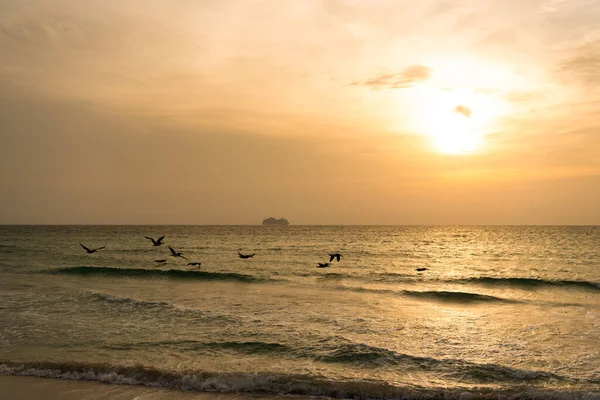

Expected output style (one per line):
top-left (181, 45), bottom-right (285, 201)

top-left (262, 217), bottom-right (289, 226)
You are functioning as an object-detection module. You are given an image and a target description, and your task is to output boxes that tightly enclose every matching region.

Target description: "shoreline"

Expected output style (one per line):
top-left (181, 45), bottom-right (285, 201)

top-left (0, 375), bottom-right (295, 400)
top-left (2, 373), bottom-right (599, 400)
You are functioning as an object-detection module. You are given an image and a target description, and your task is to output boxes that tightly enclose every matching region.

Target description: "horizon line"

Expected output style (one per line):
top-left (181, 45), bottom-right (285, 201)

top-left (0, 224), bottom-right (598, 227)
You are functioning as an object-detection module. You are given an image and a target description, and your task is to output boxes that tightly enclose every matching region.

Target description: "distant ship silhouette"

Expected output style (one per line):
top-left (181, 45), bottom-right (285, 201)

top-left (262, 217), bottom-right (289, 226)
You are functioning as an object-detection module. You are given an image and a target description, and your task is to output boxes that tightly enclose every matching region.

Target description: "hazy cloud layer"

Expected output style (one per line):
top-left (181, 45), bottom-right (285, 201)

top-left (1, 0), bottom-right (599, 224)
top-left (356, 65), bottom-right (432, 89)
top-left (558, 46), bottom-right (600, 86)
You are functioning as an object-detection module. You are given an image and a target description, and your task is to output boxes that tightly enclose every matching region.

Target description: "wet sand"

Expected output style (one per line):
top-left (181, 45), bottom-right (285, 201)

top-left (0, 375), bottom-right (294, 400)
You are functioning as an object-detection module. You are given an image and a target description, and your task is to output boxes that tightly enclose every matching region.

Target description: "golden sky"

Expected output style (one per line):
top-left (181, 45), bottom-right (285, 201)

top-left (1, 0), bottom-right (599, 224)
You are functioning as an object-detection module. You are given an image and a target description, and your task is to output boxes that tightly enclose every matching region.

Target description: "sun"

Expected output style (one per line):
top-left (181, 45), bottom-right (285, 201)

top-left (423, 106), bottom-right (480, 153)
top-left (409, 86), bottom-right (505, 154)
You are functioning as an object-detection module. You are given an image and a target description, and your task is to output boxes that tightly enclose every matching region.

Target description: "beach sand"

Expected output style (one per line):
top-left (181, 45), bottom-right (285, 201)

top-left (0, 375), bottom-right (290, 400)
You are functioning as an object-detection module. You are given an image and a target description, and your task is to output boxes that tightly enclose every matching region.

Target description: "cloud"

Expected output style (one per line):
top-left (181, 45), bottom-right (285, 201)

top-left (539, 0), bottom-right (568, 13)
top-left (454, 105), bottom-right (472, 117)
top-left (354, 64), bottom-right (432, 89)
top-left (559, 53), bottom-right (600, 85)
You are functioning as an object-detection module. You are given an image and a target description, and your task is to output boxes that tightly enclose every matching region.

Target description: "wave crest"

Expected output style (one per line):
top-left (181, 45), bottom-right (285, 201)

top-left (104, 340), bottom-right (291, 354)
top-left (334, 286), bottom-right (516, 303)
top-left (402, 290), bottom-right (517, 303)
top-left (85, 292), bottom-right (170, 307)
top-left (52, 266), bottom-right (265, 283)
top-left (462, 277), bottom-right (600, 291)
top-left (1, 360), bottom-right (592, 399)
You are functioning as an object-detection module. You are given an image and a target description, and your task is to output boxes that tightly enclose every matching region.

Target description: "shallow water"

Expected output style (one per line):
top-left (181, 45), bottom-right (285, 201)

top-left (1, 225), bottom-right (599, 398)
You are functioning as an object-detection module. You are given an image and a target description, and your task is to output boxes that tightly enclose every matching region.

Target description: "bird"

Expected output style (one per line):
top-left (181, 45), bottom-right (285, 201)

top-left (328, 253), bottom-right (342, 262)
top-left (145, 235), bottom-right (165, 246)
top-left (154, 259), bottom-right (167, 263)
top-left (169, 246), bottom-right (187, 260)
top-left (80, 243), bottom-right (105, 254)
top-left (317, 262), bottom-right (331, 268)
top-left (238, 252), bottom-right (255, 259)
top-left (187, 262), bottom-right (201, 266)
top-left (416, 267), bottom-right (428, 272)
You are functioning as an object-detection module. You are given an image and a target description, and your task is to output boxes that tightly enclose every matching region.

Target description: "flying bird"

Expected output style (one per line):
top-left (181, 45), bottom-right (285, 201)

top-left (317, 262), bottom-right (331, 268)
top-left (154, 259), bottom-right (167, 263)
top-left (80, 243), bottom-right (105, 254)
top-left (238, 252), bottom-right (255, 259)
top-left (169, 246), bottom-right (187, 260)
top-left (187, 262), bottom-right (202, 266)
top-left (145, 235), bottom-right (165, 246)
top-left (328, 253), bottom-right (342, 262)
top-left (416, 267), bottom-right (428, 272)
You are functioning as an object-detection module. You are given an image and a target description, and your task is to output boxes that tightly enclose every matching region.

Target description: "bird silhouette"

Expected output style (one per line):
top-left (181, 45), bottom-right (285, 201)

top-left (328, 253), bottom-right (342, 262)
top-left (416, 267), bottom-right (428, 272)
top-left (238, 252), bottom-right (255, 259)
top-left (317, 262), bottom-right (331, 268)
top-left (169, 246), bottom-right (187, 260)
top-left (187, 262), bottom-right (201, 266)
top-left (145, 235), bottom-right (165, 246)
top-left (80, 243), bottom-right (105, 254)
top-left (154, 259), bottom-right (167, 263)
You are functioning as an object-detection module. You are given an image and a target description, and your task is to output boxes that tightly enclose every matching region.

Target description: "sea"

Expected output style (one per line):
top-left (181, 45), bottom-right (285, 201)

top-left (0, 225), bottom-right (599, 399)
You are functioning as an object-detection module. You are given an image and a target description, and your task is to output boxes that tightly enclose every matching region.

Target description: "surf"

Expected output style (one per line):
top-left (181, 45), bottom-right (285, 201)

top-left (1, 360), bottom-right (593, 399)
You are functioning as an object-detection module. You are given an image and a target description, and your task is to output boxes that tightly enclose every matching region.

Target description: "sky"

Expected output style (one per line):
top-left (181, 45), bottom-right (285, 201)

top-left (0, 0), bottom-right (599, 225)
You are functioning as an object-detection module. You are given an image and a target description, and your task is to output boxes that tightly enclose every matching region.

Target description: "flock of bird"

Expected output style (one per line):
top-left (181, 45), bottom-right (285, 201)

top-left (79, 236), bottom-right (344, 269)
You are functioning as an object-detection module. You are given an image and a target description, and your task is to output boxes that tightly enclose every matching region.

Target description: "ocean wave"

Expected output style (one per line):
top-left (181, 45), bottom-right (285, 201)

top-left (365, 273), bottom-right (600, 292)
top-left (84, 292), bottom-right (171, 307)
top-left (103, 340), bottom-right (291, 354)
top-left (88, 337), bottom-right (575, 385)
top-left (82, 292), bottom-right (239, 323)
top-left (333, 286), bottom-right (516, 304)
top-left (51, 266), bottom-right (266, 283)
top-left (1, 360), bottom-right (596, 399)
top-left (313, 342), bottom-right (563, 383)
top-left (401, 290), bottom-right (517, 303)
top-left (460, 277), bottom-right (600, 291)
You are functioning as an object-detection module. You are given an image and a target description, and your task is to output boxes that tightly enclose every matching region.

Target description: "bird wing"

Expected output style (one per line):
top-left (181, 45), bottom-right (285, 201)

top-left (329, 254), bottom-right (334, 262)
top-left (144, 236), bottom-right (154, 242)
top-left (157, 235), bottom-right (165, 243)
top-left (336, 254), bottom-right (341, 262)
top-left (94, 246), bottom-right (105, 251)
top-left (180, 255), bottom-right (188, 260)
top-left (80, 243), bottom-right (91, 252)
top-left (169, 246), bottom-right (177, 256)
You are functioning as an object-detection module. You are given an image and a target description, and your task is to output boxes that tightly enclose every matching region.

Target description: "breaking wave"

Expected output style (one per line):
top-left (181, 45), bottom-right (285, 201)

top-left (1, 360), bottom-right (596, 399)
